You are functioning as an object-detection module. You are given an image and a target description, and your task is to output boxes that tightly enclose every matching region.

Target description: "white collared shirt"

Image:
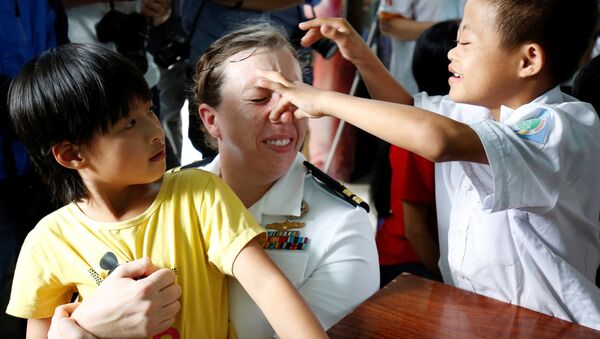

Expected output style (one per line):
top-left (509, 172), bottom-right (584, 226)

top-left (202, 153), bottom-right (379, 338)
top-left (415, 87), bottom-right (600, 330)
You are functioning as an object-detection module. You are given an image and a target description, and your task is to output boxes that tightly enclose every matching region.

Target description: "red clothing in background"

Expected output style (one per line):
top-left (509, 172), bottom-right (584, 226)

top-left (376, 145), bottom-right (436, 265)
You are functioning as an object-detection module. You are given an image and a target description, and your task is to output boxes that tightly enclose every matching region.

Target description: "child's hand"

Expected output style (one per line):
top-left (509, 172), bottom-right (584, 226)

top-left (256, 70), bottom-right (328, 122)
top-left (299, 17), bottom-right (371, 66)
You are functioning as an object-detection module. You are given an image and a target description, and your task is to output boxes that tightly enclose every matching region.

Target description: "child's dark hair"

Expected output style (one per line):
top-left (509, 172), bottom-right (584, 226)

top-left (412, 20), bottom-right (460, 96)
top-left (572, 55), bottom-right (600, 114)
top-left (489, 0), bottom-right (599, 84)
top-left (9, 43), bottom-right (152, 204)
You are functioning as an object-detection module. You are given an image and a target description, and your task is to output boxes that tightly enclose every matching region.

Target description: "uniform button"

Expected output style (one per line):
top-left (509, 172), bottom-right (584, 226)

top-left (457, 229), bottom-right (465, 236)
top-left (456, 273), bottom-right (465, 280)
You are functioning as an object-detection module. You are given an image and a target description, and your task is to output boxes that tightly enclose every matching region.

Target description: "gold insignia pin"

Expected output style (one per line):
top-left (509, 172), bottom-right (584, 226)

top-left (265, 221), bottom-right (305, 231)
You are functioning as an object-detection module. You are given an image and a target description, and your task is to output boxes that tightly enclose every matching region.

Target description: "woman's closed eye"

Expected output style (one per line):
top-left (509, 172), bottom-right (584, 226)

top-left (249, 97), bottom-right (270, 104)
top-left (454, 40), bottom-right (470, 46)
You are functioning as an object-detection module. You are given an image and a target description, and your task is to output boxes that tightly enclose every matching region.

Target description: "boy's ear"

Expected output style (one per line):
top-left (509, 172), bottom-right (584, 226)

top-left (52, 142), bottom-right (86, 169)
top-left (198, 103), bottom-right (222, 140)
top-left (518, 43), bottom-right (545, 78)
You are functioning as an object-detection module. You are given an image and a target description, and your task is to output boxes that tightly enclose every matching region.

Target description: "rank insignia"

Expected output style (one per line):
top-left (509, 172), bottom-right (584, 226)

top-left (263, 231), bottom-right (309, 250)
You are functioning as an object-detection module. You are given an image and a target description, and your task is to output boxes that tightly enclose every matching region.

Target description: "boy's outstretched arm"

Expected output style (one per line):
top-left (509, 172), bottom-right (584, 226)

top-left (299, 18), bottom-right (413, 105)
top-left (257, 72), bottom-right (486, 164)
top-left (233, 240), bottom-right (328, 339)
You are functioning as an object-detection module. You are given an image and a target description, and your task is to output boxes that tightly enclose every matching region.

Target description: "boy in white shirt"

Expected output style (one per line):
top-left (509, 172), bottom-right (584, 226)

top-left (258, 0), bottom-right (600, 330)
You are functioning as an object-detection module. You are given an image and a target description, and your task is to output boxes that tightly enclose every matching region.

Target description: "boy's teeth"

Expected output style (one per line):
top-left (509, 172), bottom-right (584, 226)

top-left (266, 139), bottom-right (291, 146)
top-left (454, 73), bottom-right (462, 78)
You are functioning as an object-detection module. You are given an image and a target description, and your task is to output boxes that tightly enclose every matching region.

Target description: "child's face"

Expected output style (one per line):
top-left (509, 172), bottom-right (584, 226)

top-left (447, 0), bottom-right (524, 111)
top-left (79, 99), bottom-right (166, 187)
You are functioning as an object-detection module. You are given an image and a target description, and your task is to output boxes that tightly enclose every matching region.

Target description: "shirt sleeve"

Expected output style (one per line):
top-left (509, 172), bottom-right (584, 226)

top-left (296, 208), bottom-right (379, 329)
top-left (462, 104), bottom-right (571, 213)
top-left (6, 227), bottom-right (74, 319)
top-left (198, 175), bottom-right (267, 276)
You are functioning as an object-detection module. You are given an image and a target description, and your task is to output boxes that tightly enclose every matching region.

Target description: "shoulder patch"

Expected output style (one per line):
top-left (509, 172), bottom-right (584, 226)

top-left (510, 109), bottom-right (552, 145)
top-left (303, 161), bottom-right (370, 213)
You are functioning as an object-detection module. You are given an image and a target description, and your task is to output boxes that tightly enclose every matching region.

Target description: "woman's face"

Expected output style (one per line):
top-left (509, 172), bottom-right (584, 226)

top-left (212, 47), bottom-right (307, 181)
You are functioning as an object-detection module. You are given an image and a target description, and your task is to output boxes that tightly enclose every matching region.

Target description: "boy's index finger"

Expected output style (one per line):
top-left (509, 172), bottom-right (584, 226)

top-left (255, 70), bottom-right (292, 90)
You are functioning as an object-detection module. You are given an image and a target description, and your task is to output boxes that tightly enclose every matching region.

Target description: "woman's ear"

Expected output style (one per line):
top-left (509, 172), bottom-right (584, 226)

top-left (198, 103), bottom-right (222, 140)
top-left (52, 142), bottom-right (85, 169)
top-left (518, 43), bottom-right (545, 78)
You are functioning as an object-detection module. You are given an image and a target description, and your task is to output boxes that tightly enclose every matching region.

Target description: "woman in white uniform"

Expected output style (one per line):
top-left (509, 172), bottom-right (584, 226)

top-left (187, 23), bottom-right (379, 337)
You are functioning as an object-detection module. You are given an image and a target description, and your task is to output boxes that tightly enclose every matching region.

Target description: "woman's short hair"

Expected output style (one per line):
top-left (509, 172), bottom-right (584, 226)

top-left (193, 21), bottom-right (297, 108)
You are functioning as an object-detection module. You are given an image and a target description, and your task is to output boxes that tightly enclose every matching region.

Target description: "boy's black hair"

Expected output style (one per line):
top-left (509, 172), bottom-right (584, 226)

top-left (412, 20), bottom-right (460, 96)
top-left (9, 43), bottom-right (152, 204)
top-left (490, 0), bottom-right (599, 84)
top-left (572, 55), bottom-right (600, 114)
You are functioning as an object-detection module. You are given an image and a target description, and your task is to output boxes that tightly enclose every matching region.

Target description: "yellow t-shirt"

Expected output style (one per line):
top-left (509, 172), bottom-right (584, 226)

top-left (6, 169), bottom-right (265, 338)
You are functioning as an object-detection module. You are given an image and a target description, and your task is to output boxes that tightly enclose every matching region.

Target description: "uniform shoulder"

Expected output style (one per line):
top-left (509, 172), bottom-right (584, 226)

top-left (303, 161), bottom-right (370, 213)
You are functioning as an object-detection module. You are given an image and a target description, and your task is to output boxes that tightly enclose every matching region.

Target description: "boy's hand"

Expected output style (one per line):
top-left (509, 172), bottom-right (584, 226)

top-left (256, 70), bottom-right (330, 122)
top-left (71, 258), bottom-right (182, 338)
top-left (299, 17), bottom-right (371, 66)
top-left (49, 303), bottom-right (97, 339)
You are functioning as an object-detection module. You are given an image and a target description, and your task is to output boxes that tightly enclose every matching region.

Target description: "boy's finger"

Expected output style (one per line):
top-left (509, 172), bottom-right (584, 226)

top-left (256, 70), bottom-right (293, 87)
top-left (300, 29), bottom-right (323, 48)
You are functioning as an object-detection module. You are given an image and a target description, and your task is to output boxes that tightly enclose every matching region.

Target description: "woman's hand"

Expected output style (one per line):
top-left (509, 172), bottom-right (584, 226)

top-left (48, 303), bottom-right (97, 339)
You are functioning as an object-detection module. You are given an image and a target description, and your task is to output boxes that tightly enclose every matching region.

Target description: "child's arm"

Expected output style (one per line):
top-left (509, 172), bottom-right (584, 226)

top-left (233, 240), bottom-right (327, 339)
top-left (299, 17), bottom-right (413, 105)
top-left (26, 318), bottom-right (51, 339)
top-left (257, 73), bottom-right (486, 163)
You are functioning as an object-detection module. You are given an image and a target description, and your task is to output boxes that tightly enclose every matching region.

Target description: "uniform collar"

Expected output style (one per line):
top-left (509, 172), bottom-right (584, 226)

top-left (498, 86), bottom-right (562, 123)
top-left (203, 153), bottom-right (306, 223)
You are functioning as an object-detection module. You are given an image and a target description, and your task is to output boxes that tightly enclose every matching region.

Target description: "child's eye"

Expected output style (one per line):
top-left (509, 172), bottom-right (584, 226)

top-left (455, 40), bottom-right (470, 46)
top-left (124, 119), bottom-right (136, 129)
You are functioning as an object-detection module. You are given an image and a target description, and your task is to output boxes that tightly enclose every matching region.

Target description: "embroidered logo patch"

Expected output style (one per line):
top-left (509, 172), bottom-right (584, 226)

top-left (511, 110), bottom-right (552, 145)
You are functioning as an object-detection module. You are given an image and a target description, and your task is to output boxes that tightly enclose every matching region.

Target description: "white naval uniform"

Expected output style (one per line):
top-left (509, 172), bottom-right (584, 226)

top-left (415, 87), bottom-right (600, 330)
top-left (202, 153), bottom-right (379, 338)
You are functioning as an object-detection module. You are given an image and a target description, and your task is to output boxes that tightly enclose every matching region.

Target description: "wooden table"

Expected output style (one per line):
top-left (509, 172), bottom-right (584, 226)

top-left (327, 274), bottom-right (600, 338)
